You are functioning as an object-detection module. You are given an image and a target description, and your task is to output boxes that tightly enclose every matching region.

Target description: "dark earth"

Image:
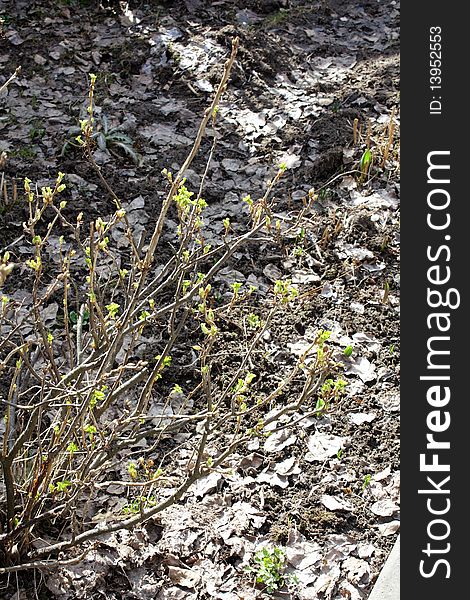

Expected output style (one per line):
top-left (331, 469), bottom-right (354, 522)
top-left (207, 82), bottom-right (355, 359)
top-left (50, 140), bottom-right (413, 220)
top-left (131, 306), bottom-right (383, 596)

top-left (0, 0), bottom-right (399, 598)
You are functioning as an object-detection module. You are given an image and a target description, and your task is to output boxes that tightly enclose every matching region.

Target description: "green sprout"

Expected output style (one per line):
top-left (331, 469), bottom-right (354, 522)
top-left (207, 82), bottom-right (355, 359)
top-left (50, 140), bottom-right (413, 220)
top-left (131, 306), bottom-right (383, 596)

top-left (232, 372), bottom-right (256, 411)
top-left (155, 355), bottom-right (172, 368)
top-left (89, 386), bottom-right (107, 408)
top-left (105, 302), bottom-right (120, 319)
top-left (69, 309), bottom-right (90, 325)
top-left (359, 148), bottom-right (372, 180)
top-left (153, 355), bottom-right (173, 380)
top-left (84, 424), bottom-right (97, 441)
top-left (274, 279), bottom-right (298, 304)
top-left (62, 112), bottom-right (142, 165)
top-left (66, 442), bottom-right (79, 456)
top-left (315, 377), bottom-right (347, 416)
top-left (56, 480), bottom-right (71, 493)
top-left (201, 322), bottom-right (218, 337)
top-left (247, 546), bottom-right (297, 594)
top-left (26, 257), bottom-right (41, 272)
top-left (128, 462), bottom-right (138, 481)
top-left (247, 313), bottom-right (261, 329)
top-left (316, 329), bottom-right (331, 362)
top-left (121, 495), bottom-right (157, 515)
top-left (231, 282), bottom-right (243, 296)
top-left (173, 181), bottom-right (194, 212)
top-left (50, 480), bottom-right (71, 494)
top-left (173, 181), bottom-right (208, 224)
top-left (362, 473), bottom-right (372, 491)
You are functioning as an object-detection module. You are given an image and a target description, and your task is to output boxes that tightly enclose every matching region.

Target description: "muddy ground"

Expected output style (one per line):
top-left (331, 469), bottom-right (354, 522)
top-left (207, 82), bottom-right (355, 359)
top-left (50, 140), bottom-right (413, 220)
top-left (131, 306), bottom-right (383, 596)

top-left (0, 0), bottom-right (399, 598)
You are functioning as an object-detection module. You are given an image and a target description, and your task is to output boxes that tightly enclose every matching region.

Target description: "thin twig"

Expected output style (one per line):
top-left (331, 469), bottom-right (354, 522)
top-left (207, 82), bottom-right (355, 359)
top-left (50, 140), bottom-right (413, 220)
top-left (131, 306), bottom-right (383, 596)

top-left (0, 66), bottom-right (21, 96)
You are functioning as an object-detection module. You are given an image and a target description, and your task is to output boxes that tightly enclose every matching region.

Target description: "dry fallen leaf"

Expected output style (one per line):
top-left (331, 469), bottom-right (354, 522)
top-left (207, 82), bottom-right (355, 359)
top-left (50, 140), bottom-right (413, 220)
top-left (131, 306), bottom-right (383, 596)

top-left (376, 521), bottom-right (400, 536)
top-left (342, 556), bottom-right (370, 584)
top-left (343, 356), bottom-right (377, 382)
top-left (192, 471), bottom-right (222, 498)
top-left (263, 429), bottom-right (297, 453)
top-left (256, 471), bottom-right (289, 489)
top-left (321, 494), bottom-right (354, 512)
top-left (348, 412), bottom-right (377, 426)
top-left (168, 566), bottom-right (201, 588)
top-left (306, 432), bottom-right (347, 462)
top-left (370, 499), bottom-right (399, 517)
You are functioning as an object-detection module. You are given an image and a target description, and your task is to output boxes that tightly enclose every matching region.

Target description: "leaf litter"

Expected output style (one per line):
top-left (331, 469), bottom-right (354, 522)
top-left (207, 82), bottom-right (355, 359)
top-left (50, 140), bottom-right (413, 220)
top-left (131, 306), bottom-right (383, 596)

top-left (1, 0), bottom-right (399, 597)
